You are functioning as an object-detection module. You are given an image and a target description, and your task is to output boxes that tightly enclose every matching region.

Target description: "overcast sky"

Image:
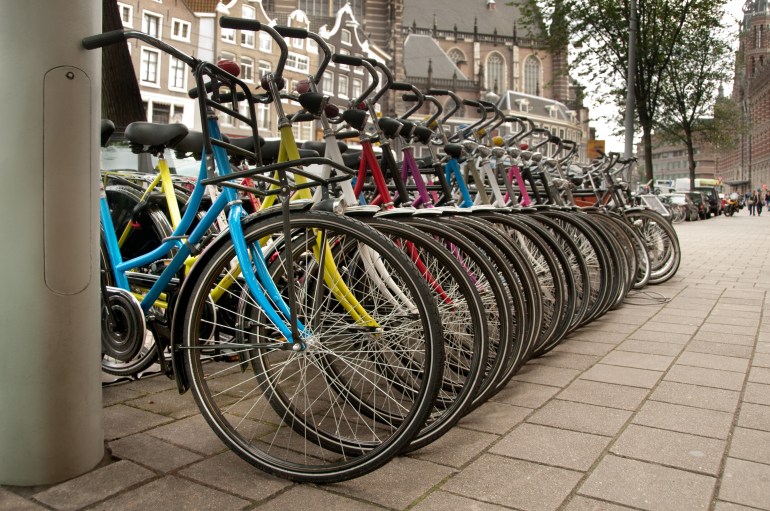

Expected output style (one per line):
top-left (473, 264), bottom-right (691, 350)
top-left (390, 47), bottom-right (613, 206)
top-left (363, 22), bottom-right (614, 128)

top-left (588, 0), bottom-right (747, 152)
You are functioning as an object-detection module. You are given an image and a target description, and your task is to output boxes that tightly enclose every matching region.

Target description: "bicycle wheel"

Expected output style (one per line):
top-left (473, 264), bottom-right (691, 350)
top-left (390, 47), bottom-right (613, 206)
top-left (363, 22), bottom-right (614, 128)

top-left (403, 215), bottom-right (522, 405)
top-left (522, 213), bottom-right (591, 336)
top-left (176, 210), bottom-right (444, 482)
top-left (360, 216), bottom-right (489, 452)
top-left (473, 212), bottom-right (571, 354)
top-left (538, 210), bottom-right (614, 324)
top-left (625, 210), bottom-right (681, 285)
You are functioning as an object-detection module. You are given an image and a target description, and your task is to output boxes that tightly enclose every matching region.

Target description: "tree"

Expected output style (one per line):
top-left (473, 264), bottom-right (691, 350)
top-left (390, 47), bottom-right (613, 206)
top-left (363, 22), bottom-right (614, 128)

top-left (706, 95), bottom-right (747, 151)
top-left (654, 7), bottom-right (731, 191)
top-left (514, 0), bottom-right (724, 183)
top-left (101, 0), bottom-right (145, 128)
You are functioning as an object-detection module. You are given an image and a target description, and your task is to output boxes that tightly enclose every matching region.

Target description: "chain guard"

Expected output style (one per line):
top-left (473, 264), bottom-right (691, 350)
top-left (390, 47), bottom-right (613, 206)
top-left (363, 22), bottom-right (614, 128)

top-left (101, 286), bottom-right (146, 362)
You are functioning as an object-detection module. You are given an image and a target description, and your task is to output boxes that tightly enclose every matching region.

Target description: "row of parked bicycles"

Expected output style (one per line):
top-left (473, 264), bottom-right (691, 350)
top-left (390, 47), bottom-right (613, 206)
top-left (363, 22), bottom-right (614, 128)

top-left (86, 17), bottom-right (680, 483)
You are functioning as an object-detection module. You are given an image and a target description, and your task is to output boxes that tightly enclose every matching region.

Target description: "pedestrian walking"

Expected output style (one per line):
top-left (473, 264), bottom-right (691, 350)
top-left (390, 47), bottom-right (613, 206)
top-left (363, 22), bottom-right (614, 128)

top-left (758, 189), bottom-right (764, 217)
top-left (748, 190), bottom-right (758, 216)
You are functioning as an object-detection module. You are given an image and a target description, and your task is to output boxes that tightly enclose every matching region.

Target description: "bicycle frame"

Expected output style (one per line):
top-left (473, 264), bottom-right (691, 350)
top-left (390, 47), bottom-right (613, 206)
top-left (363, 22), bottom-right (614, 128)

top-left (101, 116), bottom-right (305, 343)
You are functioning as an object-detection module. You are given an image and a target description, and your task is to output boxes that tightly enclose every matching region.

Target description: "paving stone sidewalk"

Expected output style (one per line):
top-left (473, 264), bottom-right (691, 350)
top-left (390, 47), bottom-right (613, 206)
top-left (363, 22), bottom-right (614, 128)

top-left (3, 212), bottom-right (770, 511)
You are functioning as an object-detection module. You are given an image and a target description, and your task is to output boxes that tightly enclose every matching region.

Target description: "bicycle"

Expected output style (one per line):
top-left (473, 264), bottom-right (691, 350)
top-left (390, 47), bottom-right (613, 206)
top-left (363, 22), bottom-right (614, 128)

top-left (85, 20), bottom-right (445, 482)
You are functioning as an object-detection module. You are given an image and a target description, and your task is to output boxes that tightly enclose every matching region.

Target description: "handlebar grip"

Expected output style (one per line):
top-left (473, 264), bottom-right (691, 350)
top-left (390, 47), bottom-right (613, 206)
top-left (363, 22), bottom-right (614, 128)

top-left (82, 30), bottom-right (127, 50)
top-left (390, 82), bottom-right (412, 91)
top-left (274, 25), bottom-right (308, 38)
top-left (219, 16), bottom-right (261, 31)
top-left (462, 99), bottom-right (480, 107)
top-left (402, 93), bottom-right (419, 102)
top-left (188, 81), bottom-right (214, 99)
top-left (426, 88), bottom-right (450, 95)
top-left (332, 53), bottom-right (363, 66)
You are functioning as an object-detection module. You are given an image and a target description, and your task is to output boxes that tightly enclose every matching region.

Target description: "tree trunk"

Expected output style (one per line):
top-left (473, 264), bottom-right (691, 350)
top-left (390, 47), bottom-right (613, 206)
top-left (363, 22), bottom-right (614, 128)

top-left (641, 123), bottom-right (654, 184)
top-left (685, 128), bottom-right (696, 191)
top-left (101, 0), bottom-right (145, 129)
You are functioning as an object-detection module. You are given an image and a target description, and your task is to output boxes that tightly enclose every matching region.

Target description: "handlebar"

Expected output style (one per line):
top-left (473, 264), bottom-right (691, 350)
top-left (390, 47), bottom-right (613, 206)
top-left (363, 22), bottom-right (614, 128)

top-left (330, 53), bottom-right (379, 105)
top-left (220, 17), bottom-right (288, 80)
top-left (83, 29), bottom-right (198, 70)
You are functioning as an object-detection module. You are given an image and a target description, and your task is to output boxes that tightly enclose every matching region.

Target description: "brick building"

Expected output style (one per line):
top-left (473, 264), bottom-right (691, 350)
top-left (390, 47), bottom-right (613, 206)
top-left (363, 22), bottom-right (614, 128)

top-left (717, 0), bottom-right (770, 193)
top-left (115, 0), bottom-right (590, 155)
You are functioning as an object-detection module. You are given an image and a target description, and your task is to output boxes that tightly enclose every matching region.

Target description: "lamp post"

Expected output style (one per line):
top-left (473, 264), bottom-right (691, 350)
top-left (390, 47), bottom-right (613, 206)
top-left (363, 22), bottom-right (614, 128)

top-left (624, 0), bottom-right (637, 160)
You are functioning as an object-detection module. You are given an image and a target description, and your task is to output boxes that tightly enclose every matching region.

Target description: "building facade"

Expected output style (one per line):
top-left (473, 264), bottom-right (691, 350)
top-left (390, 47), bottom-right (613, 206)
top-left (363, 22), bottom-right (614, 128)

top-left (716, 0), bottom-right (770, 193)
top-left (636, 136), bottom-right (718, 185)
top-left (117, 0), bottom-right (589, 157)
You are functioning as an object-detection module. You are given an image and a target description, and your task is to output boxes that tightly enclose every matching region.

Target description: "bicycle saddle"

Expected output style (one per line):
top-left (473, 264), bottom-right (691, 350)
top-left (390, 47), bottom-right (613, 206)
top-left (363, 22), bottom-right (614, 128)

top-left (101, 119), bottom-right (115, 148)
top-left (443, 143), bottom-right (463, 159)
top-left (174, 131), bottom-right (232, 160)
top-left (378, 117), bottom-right (402, 138)
top-left (125, 122), bottom-right (189, 155)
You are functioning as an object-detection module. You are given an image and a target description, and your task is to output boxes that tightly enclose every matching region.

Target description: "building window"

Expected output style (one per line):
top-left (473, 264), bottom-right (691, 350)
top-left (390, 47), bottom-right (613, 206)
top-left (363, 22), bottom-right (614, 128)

top-left (168, 56), bottom-right (187, 90)
top-left (307, 38), bottom-right (318, 54)
top-left (257, 103), bottom-right (271, 131)
top-left (259, 60), bottom-right (272, 79)
top-left (448, 48), bottom-right (465, 66)
top-left (171, 19), bottom-right (191, 42)
top-left (341, 29), bottom-right (352, 45)
top-left (338, 48), bottom-right (350, 71)
top-left (239, 103), bottom-right (251, 129)
top-left (152, 103), bottom-right (171, 124)
top-left (221, 26), bottom-right (236, 44)
top-left (524, 55), bottom-right (540, 96)
top-left (171, 104), bottom-right (184, 123)
top-left (117, 3), bottom-right (133, 27)
top-left (142, 11), bottom-right (162, 39)
top-left (259, 32), bottom-right (272, 52)
top-left (486, 52), bottom-right (505, 93)
top-left (299, 0), bottom-right (362, 18)
top-left (241, 6), bottom-right (256, 47)
top-left (140, 48), bottom-right (161, 86)
top-left (219, 51), bottom-right (235, 65)
top-left (293, 37), bottom-right (304, 49)
top-left (241, 57), bottom-right (254, 82)
top-left (286, 53), bottom-right (310, 73)
top-left (338, 74), bottom-right (349, 98)
top-left (322, 71), bottom-right (334, 94)
top-left (352, 78), bottom-right (363, 100)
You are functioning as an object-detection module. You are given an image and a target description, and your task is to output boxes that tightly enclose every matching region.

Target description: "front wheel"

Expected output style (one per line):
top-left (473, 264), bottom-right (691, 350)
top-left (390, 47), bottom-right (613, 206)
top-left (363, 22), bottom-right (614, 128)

top-left (176, 210), bottom-right (444, 483)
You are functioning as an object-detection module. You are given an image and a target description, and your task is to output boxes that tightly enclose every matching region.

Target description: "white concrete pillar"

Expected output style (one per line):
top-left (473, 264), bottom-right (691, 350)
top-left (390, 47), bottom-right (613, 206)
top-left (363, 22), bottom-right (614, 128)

top-left (0, 0), bottom-right (104, 485)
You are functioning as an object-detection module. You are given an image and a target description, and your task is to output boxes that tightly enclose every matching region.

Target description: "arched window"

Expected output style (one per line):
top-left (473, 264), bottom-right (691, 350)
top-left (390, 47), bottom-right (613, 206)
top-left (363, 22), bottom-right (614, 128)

top-left (486, 52), bottom-right (505, 93)
top-left (448, 48), bottom-right (466, 66)
top-left (524, 55), bottom-right (540, 95)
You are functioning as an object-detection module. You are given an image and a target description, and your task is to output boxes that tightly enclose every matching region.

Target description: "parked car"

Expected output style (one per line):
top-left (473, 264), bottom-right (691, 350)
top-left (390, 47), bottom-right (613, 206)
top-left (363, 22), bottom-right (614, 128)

top-left (684, 191), bottom-right (710, 219)
top-left (661, 193), bottom-right (699, 222)
top-left (695, 186), bottom-right (722, 216)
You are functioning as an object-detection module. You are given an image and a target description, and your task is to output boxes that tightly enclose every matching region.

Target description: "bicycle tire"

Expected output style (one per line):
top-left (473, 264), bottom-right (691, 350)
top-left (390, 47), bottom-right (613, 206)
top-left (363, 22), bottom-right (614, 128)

top-left (359, 216), bottom-right (489, 452)
top-left (176, 210), bottom-right (444, 482)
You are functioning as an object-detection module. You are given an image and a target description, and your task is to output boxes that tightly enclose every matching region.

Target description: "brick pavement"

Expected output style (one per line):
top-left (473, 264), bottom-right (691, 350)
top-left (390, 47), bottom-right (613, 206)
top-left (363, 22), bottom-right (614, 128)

top-left (3, 212), bottom-right (770, 511)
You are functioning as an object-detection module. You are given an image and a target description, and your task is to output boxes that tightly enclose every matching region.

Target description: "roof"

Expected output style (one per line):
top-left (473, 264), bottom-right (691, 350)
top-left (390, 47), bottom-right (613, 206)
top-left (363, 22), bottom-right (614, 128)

top-left (403, 35), bottom-right (467, 79)
top-left (402, 0), bottom-right (540, 38)
top-left (498, 90), bottom-right (574, 120)
top-left (183, 0), bottom-right (218, 13)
